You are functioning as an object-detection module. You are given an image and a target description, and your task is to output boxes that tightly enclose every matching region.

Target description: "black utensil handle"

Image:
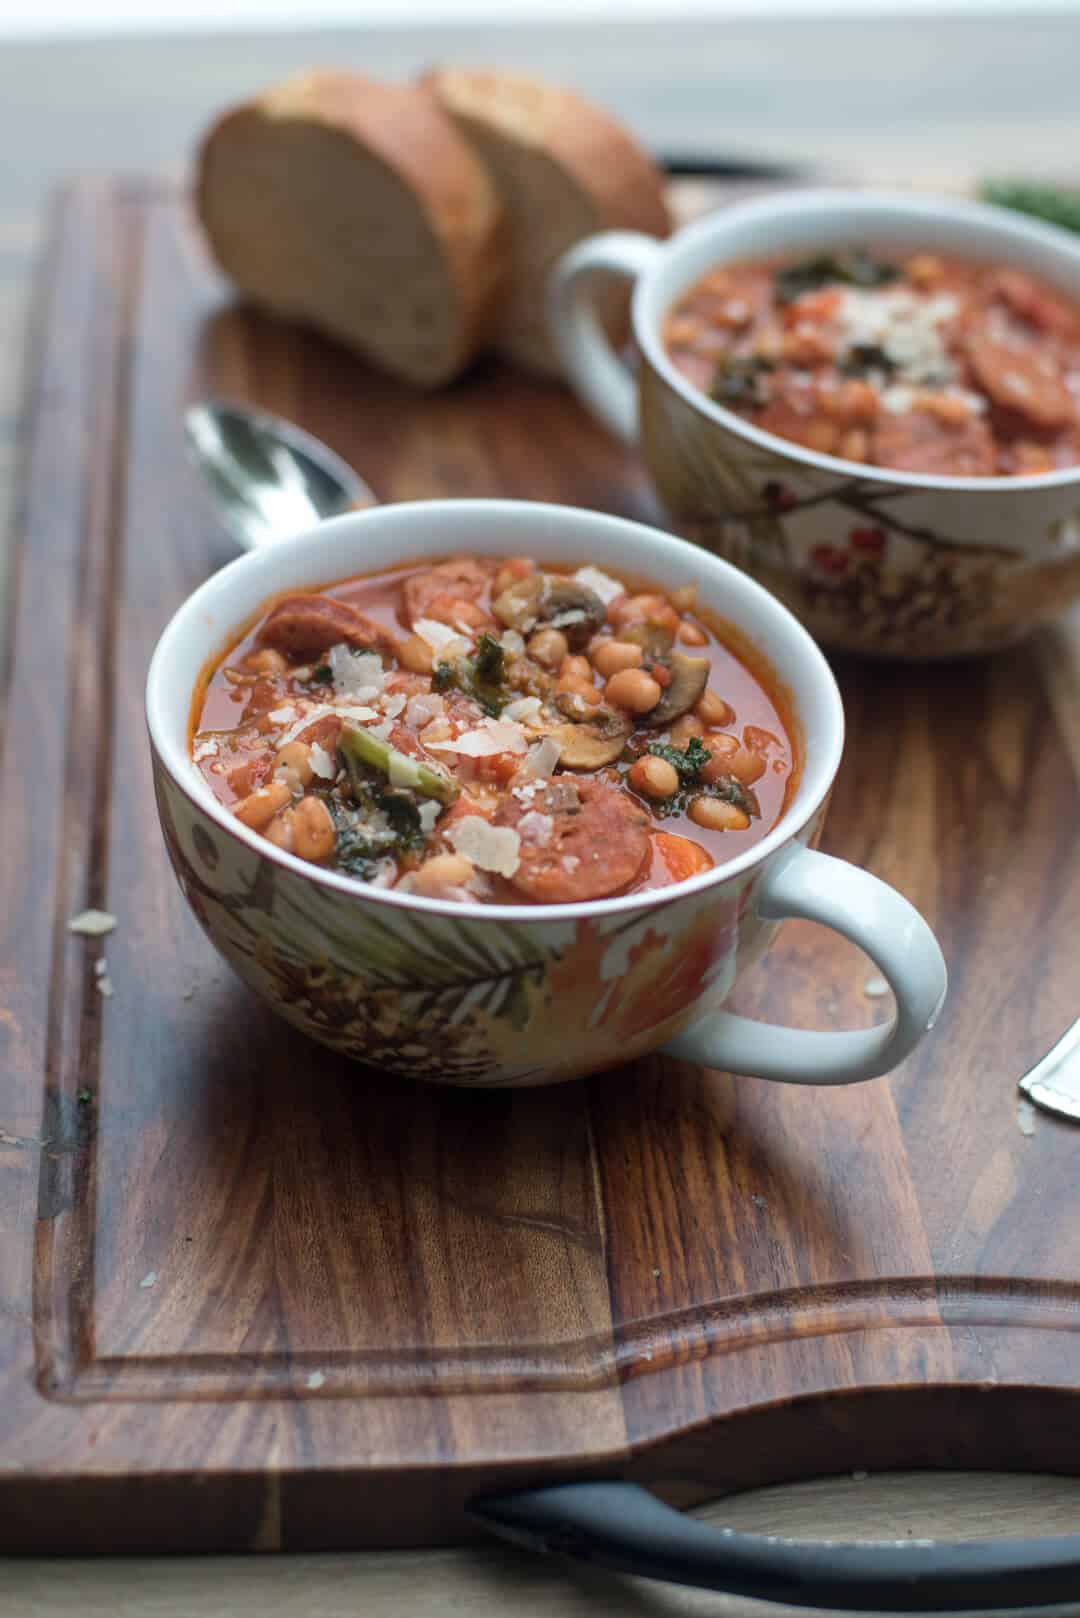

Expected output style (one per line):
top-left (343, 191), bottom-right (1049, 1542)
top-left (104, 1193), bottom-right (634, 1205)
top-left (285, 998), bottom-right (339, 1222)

top-left (470, 1481), bottom-right (1080, 1611)
top-left (658, 154), bottom-right (806, 181)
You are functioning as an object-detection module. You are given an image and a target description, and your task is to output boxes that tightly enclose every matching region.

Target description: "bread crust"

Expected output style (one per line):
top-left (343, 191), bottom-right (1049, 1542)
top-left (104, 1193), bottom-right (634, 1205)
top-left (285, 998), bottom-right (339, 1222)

top-left (423, 66), bottom-right (670, 242)
top-left (422, 66), bottom-right (670, 372)
top-left (195, 69), bottom-right (509, 386)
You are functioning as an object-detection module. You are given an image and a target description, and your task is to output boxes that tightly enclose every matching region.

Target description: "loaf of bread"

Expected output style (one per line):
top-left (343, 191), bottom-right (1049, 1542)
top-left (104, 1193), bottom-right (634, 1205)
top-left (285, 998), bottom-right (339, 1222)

top-left (421, 66), bottom-right (671, 375)
top-left (195, 69), bottom-right (509, 388)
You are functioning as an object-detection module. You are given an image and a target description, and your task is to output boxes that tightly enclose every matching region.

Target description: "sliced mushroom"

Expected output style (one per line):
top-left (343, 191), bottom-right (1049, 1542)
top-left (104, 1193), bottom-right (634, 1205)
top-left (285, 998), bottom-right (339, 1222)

top-left (649, 651), bottom-right (710, 726)
top-left (546, 706), bottom-right (631, 770)
top-left (544, 579), bottom-right (607, 647)
top-left (493, 573), bottom-right (606, 648)
top-left (621, 619), bottom-right (676, 659)
top-left (492, 573), bottom-right (545, 633)
top-left (554, 690), bottom-right (596, 721)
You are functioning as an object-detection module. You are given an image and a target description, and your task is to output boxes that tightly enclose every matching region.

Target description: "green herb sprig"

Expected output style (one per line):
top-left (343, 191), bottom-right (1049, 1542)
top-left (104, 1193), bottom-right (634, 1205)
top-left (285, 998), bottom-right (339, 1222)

top-left (980, 181), bottom-right (1080, 237)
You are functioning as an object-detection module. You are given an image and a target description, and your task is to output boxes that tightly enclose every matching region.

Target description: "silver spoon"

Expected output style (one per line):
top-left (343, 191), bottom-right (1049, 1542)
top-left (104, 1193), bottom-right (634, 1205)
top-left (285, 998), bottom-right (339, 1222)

top-left (184, 402), bottom-right (376, 550)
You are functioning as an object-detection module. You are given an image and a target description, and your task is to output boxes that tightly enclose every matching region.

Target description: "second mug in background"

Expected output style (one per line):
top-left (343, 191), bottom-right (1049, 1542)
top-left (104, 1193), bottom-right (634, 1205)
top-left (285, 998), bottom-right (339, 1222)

top-left (549, 189), bottom-right (1080, 659)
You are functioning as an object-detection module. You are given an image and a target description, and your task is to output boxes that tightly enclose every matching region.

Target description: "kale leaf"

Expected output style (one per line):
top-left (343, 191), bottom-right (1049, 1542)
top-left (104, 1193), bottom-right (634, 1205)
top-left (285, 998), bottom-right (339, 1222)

top-left (710, 353), bottom-right (774, 410)
top-left (839, 342), bottom-right (897, 377)
top-left (327, 790), bottom-right (423, 881)
top-left (633, 737), bottom-right (760, 823)
top-left (645, 736), bottom-right (712, 785)
top-left (705, 773), bottom-right (760, 820)
top-left (329, 737), bottom-right (430, 879)
top-left (432, 631), bottom-right (507, 716)
top-left (473, 631), bottom-right (505, 685)
top-left (775, 250), bottom-right (899, 305)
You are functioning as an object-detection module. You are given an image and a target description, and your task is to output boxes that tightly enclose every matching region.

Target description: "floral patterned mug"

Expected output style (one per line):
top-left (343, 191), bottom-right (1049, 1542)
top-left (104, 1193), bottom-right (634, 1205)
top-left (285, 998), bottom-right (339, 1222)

top-left (146, 499), bottom-right (946, 1088)
top-left (549, 190), bottom-right (1080, 658)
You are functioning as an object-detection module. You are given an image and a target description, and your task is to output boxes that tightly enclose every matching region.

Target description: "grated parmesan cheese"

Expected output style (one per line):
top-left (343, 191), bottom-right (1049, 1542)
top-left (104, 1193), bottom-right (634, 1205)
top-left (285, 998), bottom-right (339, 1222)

top-left (504, 696), bottom-right (543, 722)
top-left (328, 644), bottom-right (384, 699)
top-left (517, 811), bottom-right (554, 845)
top-left (573, 565), bottom-right (623, 605)
top-left (67, 909), bottom-right (117, 937)
top-left (192, 737), bottom-right (219, 762)
top-left (427, 718), bottom-right (528, 757)
top-left (447, 816), bottom-right (521, 877)
top-left (517, 735), bottom-right (561, 779)
top-left (836, 287), bottom-right (956, 389)
top-left (418, 800), bottom-right (442, 834)
top-left (276, 703), bottom-right (329, 747)
top-left (413, 618), bottom-right (470, 661)
top-left (406, 693), bottom-right (445, 729)
top-left (309, 742), bottom-right (336, 780)
top-left (880, 384), bottom-right (916, 415)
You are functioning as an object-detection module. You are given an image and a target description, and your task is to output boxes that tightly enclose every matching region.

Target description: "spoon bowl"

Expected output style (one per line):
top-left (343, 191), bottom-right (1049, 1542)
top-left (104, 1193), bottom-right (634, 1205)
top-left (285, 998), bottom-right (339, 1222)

top-left (184, 401), bottom-right (376, 550)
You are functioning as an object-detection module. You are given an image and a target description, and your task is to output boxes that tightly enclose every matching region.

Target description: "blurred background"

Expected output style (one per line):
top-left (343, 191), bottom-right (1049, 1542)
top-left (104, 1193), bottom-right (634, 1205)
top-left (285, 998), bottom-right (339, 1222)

top-left (4, 0), bottom-right (1078, 24)
top-left (1, 0), bottom-right (1077, 196)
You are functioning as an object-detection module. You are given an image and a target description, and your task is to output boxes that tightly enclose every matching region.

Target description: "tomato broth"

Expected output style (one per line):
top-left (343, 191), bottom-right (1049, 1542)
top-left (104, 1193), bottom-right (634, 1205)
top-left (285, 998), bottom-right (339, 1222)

top-left (665, 247), bottom-right (1080, 477)
top-left (191, 554), bottom-right (798, 906)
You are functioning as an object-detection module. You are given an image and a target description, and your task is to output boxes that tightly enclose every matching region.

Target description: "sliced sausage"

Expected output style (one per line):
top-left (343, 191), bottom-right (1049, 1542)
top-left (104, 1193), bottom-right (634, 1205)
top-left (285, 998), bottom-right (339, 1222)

top-left (495, 777), bottom-right (650, 903)
top-left (257, 594), bottom-right (398, 660)
top-left (870, 406), bottom-right (996, 477)
top-left (403, 557), bottom-right (496, 628)
top-left (989, 270), bottom-right (1076, 337)
top-left (383, 670), bottom-right (432, 699)
top-left (963, 329), bottom-right (1074, 430)
top-left (294, 713), bottom-right (343, 754)
top-left (753, 379), bottom-right (839, 456)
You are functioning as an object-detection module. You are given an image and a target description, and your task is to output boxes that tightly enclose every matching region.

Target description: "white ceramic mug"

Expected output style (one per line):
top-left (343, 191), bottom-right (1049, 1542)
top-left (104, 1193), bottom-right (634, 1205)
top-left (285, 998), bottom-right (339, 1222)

top-left (549, 190), bottom-right (1080, 658)
top-left (146, 499), bottom-right (946, 1088)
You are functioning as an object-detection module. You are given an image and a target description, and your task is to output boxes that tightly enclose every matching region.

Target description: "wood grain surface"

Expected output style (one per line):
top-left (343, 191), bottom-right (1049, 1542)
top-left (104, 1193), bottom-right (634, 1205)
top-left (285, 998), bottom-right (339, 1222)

top-left (2, 174), bottom-right (1080, 1559)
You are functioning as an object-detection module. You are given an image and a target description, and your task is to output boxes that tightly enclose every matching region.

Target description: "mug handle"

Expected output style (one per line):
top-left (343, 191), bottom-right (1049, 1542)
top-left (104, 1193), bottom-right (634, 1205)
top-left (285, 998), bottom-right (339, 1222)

top-left (661, 843), bottom-right (948, 1086)
top-left (547, 231), bottom-right (664, 444)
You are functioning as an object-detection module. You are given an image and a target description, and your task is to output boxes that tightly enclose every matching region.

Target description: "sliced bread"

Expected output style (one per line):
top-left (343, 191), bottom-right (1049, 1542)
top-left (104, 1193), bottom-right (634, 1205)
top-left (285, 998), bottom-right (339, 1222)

top-left (421, 66), bottom-right (671, 376)
top-left (195, 69), bottom-right (509, 389)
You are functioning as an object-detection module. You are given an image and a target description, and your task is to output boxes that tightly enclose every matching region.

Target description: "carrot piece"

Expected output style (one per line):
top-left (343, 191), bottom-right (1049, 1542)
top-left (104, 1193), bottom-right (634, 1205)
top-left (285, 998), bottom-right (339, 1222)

top-left (655, 831), bottom-right (714, 886)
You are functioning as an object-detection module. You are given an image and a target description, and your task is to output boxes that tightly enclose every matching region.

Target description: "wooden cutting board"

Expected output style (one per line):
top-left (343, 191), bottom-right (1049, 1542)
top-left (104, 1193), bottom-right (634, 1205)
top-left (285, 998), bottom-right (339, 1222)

top-left (3, 175), bottom-right (1080, 1556)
